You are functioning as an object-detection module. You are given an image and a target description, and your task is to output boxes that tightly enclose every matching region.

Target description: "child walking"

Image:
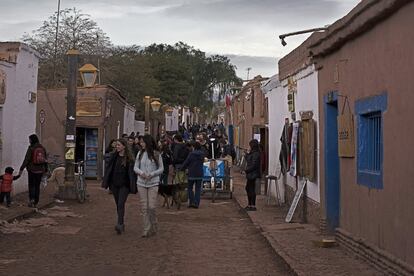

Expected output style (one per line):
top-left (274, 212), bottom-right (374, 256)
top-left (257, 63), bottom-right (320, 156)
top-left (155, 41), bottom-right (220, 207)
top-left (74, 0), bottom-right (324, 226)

top-left (0, 167), bottom-right (21, 207)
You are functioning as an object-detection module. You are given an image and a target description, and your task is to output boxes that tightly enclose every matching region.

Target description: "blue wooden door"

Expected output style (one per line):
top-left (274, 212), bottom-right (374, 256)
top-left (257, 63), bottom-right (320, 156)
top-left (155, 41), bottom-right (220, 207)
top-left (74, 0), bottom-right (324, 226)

top-left (324, 92), bottom-right (340, 231)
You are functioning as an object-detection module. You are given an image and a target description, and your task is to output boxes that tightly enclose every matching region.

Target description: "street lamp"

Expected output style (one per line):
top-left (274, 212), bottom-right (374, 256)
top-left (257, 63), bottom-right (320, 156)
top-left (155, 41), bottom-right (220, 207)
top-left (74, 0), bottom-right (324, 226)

top-left (143, 96), bottom-right (161, 135)
top-left (150, 100), bottom-right (161, 112)
top-left (278, 26), bottom-right (328, 47)
top-left (165, 107), bottom-right (173, 116)
top-left (79, 63), bottom-right (98, 87)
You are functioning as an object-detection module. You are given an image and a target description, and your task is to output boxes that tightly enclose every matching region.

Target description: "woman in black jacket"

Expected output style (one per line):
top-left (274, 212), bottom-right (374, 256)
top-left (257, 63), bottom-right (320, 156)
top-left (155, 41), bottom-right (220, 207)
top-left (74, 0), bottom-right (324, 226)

top-left (102, 139), bottom-right (137, 234)
top-left (244, 139), bottom-right (261, 211)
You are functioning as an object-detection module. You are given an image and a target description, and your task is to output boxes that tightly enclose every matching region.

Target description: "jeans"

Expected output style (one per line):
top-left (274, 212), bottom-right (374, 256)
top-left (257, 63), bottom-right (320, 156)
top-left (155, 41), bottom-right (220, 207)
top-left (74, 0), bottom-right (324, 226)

top-left (188, 179), bottom-right (202, 207)
top-left (28, 171), bottom-right (43, 204)
top-left (0, 192), bottom-right (11, 205)
top-left (138, 186), bottom-right (158, 235)
top-left (245, 178), bottom-right (256, 206)
top-left (111, 185), bottom-right (129, 225)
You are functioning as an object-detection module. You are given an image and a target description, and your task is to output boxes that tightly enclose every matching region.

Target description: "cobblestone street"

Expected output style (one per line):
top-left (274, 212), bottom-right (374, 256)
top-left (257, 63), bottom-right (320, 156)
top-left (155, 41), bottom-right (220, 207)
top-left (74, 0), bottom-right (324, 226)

top-left (0, 182), bottom-right (291, 276)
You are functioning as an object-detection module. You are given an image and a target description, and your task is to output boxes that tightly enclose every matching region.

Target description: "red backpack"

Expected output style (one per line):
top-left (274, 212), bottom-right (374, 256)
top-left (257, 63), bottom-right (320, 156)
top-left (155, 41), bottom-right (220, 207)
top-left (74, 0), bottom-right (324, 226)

top-left (32, 145), bottom-right (46, 164)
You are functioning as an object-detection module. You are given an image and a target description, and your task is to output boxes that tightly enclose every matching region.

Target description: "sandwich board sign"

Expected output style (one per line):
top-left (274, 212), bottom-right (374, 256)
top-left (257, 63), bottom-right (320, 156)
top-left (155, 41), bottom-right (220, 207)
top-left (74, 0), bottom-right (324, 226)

top-left (285, 180), bottom-right (307, 223)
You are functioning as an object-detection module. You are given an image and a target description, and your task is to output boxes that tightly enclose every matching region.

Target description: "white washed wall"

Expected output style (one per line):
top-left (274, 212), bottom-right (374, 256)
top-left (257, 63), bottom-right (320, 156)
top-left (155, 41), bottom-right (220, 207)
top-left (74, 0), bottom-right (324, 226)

top-left (123, 104), bottom-right (136, 135)
top-left (134, 121), bottom-right (145, 135)
top-left (266, 65), bottom-right (320, 203)
top-left (165, 108), bottom-right (179, 132)
top-left (266, 82), bottom-right (288, 203)
top-left (0, 44), bottom-right (38, 194)
top-left (293, 65), bottom-right (320, 202)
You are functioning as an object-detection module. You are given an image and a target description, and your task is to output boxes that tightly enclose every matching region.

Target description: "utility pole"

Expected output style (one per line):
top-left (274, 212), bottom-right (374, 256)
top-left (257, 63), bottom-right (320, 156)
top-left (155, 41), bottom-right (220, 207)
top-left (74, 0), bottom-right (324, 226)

top-left (53, 0), bottom-right (61, 86)
top-left (59, 49), bottom-right (79, 199)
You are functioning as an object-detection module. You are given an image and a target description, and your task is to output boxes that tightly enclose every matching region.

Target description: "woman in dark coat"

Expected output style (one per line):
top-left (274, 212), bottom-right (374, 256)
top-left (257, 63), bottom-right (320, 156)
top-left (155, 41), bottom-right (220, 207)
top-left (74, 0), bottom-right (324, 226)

top-left (19, 134), bottom-right (48, 208)
top-left (244, 139), bottom-right (261, 211)
top-left (102, 139), bottom-right (137, 234)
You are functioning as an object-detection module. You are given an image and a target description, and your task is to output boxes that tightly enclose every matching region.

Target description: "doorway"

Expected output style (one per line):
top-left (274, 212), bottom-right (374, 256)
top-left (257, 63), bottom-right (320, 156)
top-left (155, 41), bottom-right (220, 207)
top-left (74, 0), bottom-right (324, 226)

top-left (324, 92), bottom-right (340, 232)
top-left (76, 127), bottom-right (98, 179)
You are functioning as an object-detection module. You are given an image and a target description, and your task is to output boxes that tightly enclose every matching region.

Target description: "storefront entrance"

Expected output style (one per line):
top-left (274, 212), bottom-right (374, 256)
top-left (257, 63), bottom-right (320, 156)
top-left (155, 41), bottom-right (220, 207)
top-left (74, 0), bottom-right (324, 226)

top-left (76, 127), bottom-right (99, 179)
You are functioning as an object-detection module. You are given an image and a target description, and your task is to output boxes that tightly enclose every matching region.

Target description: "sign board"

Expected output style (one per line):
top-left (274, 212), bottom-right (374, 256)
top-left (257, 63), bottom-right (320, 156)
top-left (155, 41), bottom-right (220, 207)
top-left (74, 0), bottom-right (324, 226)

top-left (338, 113), bottom-right (355, 157)
top-left (39, 110), bottom-right (46, 124)
top-left (66, 135), bottom-right (75, 141)
top-left (285, 180), bottom-right (307, 223)
top-left (65, 142), bottom-right (76, 148)
top-left (65, 147), bottom-right (75, 160)
top-left (337, 98), bottom-right (355, 157)
top-left (76, 97), bottom-right (102, 117)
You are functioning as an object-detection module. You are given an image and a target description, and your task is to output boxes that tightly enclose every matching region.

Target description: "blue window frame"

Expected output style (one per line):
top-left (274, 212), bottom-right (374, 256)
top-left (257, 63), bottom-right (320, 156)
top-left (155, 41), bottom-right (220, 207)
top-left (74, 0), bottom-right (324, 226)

top-left (355, 93), bottom-right (387, 189)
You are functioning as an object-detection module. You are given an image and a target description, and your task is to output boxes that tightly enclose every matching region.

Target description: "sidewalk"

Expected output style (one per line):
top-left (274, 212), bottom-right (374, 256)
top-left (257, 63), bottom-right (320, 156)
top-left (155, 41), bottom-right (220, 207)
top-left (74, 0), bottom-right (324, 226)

top-left (0, 182), bottom-right (56, 222)
top-left (231, 169), bottom-right (383, 276)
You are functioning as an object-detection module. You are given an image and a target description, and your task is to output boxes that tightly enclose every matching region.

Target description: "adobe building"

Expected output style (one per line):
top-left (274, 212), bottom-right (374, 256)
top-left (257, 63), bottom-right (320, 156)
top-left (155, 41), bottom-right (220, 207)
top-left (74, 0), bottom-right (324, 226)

top-left (37, 84), bottom-right (136, 180)
top-left (0, 42), bottom-right (39, 194)
top-left (310, 0), bottom-right (414, 274)
top-left (230, 76), bottom-right (269, 177)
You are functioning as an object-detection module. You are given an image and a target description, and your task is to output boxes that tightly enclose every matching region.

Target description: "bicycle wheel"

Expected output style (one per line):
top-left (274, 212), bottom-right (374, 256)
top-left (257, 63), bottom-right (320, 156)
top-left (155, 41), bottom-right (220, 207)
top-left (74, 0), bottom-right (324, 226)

top-left (77, 176), bottom-right (86, 203)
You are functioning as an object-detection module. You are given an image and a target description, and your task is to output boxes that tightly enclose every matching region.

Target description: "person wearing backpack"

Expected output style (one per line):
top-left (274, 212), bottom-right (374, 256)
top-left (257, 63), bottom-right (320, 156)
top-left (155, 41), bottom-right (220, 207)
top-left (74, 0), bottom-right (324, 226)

top-left (19, 134), bottom-right (48, 208)
top-left (134, 134), bottom-right (164, 237)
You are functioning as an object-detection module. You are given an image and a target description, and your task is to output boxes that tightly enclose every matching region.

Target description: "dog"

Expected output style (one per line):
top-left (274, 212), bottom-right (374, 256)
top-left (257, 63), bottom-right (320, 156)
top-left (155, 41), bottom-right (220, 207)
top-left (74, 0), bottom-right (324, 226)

top-left (158, 184), bottom-right (177, 209)
top-left (47, 166), bottom-right (66, 189)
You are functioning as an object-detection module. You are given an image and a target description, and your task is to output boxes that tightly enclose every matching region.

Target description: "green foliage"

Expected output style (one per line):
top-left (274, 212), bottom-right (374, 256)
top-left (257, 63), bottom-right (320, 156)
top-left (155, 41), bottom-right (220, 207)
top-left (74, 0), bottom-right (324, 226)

top-left (100, 42), bottom-right (242, 119)
top-left (23, 9), bottom-right (242, 119)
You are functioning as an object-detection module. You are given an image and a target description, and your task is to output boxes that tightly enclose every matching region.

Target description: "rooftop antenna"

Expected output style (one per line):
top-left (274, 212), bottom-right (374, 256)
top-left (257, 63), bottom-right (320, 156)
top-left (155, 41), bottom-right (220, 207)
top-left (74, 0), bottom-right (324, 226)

top-left (246, 67), bottom-right (252, 81)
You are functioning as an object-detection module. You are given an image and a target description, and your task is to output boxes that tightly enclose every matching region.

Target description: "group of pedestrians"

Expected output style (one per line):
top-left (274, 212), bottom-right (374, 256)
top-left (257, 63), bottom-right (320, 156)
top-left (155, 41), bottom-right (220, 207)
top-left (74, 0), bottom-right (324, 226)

top-left (1, 130), bottom-right (261, 239)
top-left (102, 126), bottom-right (240, 237)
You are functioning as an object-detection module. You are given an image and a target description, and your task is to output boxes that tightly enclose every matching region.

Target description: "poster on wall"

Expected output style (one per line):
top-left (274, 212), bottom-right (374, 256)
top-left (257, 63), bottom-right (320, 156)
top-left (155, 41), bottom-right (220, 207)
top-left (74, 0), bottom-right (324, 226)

top-left (289, 122), bottom-right (299, 176)
top-left (85, 128), bottom-right (98, 178)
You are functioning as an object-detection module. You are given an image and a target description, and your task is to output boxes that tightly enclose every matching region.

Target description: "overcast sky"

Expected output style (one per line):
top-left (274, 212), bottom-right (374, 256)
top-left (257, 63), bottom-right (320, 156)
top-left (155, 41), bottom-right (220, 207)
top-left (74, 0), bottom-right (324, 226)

top-left (0, 0), bottom-right (360, 79)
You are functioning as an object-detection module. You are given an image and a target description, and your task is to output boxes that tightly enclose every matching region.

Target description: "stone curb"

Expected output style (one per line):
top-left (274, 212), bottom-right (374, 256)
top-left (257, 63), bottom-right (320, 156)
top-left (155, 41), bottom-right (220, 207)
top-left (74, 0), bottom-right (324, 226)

top-left (4, 197), bottom-right (56, 223)
top-left (232, 191), bottom-right (300, 276)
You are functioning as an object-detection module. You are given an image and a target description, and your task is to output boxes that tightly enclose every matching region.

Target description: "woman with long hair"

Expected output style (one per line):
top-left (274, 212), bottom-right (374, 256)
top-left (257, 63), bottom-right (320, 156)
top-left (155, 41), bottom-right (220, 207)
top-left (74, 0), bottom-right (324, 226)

top-left (102, 139), bottom-right (137, 234)
top-left (134, 134), bottom-right (164, 237)
top-left (244, 139), bottom-right (261, 211)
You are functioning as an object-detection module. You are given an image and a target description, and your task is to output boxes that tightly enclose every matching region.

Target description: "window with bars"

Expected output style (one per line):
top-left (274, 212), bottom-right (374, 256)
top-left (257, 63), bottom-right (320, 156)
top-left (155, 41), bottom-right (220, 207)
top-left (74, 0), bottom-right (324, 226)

top-left (360, 112), bottom-right (381, 172)
top-left (356, 93), bottom-right (387, 189)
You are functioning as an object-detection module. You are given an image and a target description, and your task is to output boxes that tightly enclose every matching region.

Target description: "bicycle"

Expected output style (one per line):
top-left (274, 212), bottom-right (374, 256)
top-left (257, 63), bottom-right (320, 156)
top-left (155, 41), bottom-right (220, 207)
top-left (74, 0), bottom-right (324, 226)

top-left (73, 161), bottom-right (86, 203)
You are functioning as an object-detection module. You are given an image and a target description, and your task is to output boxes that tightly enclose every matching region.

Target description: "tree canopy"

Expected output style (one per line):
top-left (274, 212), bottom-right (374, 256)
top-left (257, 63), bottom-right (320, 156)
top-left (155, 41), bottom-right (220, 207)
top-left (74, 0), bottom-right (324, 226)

top-left (23, 8), bottom-right (242, 119)
top-left (23, 8), bottom-right (111, 87)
